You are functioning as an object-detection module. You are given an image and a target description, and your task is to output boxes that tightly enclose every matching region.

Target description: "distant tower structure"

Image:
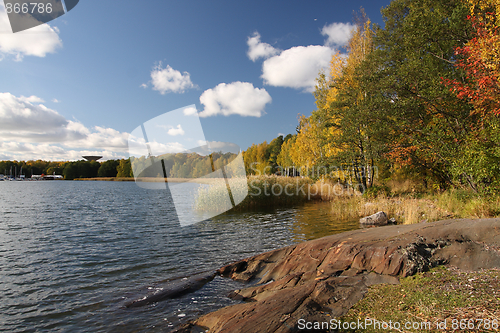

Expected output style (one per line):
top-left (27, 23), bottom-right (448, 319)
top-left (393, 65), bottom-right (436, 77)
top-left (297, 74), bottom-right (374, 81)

top-left (82, 156), bottom-right (103, 162)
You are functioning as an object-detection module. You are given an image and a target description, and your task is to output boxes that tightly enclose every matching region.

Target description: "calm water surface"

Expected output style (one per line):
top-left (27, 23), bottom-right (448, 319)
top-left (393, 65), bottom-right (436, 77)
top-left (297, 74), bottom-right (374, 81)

top-left (0, 181), bottom-right (358, 332)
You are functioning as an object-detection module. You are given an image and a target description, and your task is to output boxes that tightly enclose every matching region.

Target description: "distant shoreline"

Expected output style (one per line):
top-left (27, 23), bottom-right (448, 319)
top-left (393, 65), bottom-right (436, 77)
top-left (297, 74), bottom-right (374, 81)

top-left (75, 177), bottom-right (134, 181)
top-left (73, 177), bottom-right (226, 184)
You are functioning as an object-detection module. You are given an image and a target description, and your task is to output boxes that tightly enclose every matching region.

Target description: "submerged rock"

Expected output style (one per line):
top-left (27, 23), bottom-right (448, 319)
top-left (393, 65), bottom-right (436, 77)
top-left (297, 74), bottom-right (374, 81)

top-left (125, 270), bottom-right (217, 308)
top-left (175, 218), bottom-right (500, 333)
top-left (359, 211), bottom-right (388, 225)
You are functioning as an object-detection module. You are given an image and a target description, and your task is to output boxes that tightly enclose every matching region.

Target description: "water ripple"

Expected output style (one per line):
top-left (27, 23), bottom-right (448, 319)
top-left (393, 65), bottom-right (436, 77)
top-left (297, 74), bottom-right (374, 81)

top-left (0, 180), bottom-right (357, 332)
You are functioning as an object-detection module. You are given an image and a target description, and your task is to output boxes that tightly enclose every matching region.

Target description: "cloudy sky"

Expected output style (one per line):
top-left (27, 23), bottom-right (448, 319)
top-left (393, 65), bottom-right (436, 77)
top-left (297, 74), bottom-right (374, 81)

top-left (0, 0), bottom-right (390, 161)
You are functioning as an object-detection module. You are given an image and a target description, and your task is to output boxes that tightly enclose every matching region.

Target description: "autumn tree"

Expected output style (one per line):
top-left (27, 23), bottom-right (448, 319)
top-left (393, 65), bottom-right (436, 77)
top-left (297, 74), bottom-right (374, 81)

top-left (356, 0), bottom-right (482, 190)
top-left (116, 159), bottom-right (133, 177)
top-left (444, 0), bottom-right (500, 116)
top-left (326, 13), bottom-right (380, 189)
top-left (308, 9), bottom-right (381, 187)
top-left (243, 141), bottom-right (273, 175)
top-left (276, 135), bottom-right (297, 175)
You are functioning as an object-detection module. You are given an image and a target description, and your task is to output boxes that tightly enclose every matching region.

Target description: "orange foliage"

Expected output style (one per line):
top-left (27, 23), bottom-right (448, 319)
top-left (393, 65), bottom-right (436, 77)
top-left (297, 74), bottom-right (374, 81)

top-left (443, 9), bottom-right (500, 116)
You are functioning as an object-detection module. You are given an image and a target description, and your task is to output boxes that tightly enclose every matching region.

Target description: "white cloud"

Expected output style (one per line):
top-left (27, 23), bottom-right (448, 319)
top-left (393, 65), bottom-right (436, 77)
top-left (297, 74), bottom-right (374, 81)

top-left (183, 106), bottom-right (197, 116)
top-left (21, 95), bottom-right (45, 103)
top-left (0, 92), bottom-right (132, 161)
top-left (248, 25), bottom-right (351, 92)
top-left (261, 45), bottom-right (334, 92)
top-left (247, 32), bottom-right (280, 62)
top-left (0, 140), bottom-right (130, 161)
top-left (127, 135), bottom-right (185, 157)
top-left (52, 98), bottom-right (60, 103)
top-left (321, 22), bottom-right (355, 47)
top-left (199, 82), bottom-right (271, 118)
top-left (0, 5), bottom-right (62, 60)
top-left (69, 126), bottom-right (129, 149)
top-left (0, 92), bottom-right (69, 134)
top-left (167, 124), bottom-right (185, 136)
top-left (148, 141), bottom-right (184, 154)
top-left (148, 62), bottom-right (195, 94)
top-left (207, 141), bottom-right (240, 153)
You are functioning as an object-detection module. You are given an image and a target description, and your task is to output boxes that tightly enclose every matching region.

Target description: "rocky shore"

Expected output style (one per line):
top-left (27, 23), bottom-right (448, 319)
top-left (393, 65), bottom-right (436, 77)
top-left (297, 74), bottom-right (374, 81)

top-left (176, 218), bottom-right (500, 333)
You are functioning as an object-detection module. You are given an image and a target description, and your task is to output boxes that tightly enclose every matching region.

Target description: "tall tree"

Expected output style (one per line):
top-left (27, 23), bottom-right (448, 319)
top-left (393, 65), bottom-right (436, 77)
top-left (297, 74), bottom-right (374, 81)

top-left (266, 135), bottom-right (284, 173)
top-left (359, 0), bottom-right (478, 189)
top-left (313, 10), bottom-right (380, 187)
top-left (277, 135), bottom-right (297, 175)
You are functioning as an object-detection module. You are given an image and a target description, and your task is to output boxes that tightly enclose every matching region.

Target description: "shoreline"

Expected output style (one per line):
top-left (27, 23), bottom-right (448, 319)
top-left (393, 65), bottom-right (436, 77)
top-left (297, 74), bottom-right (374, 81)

top-left (73, 177), bottom-right (226, 184)
top-left (174, 218), bottom-right (500, 333)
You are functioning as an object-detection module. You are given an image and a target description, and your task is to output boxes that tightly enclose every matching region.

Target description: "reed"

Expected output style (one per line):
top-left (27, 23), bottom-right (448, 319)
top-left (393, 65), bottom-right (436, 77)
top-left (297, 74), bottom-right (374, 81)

top-left (194, 176), bottom-right (312, 212)
top-left (195, 175), bottom-right (500, 223)
top-left (330, 195), bottom-right (451, 224)
top-left (309, 179), bottom-right (362, 201)
top-left (328, 186), bottom-right (500, 224)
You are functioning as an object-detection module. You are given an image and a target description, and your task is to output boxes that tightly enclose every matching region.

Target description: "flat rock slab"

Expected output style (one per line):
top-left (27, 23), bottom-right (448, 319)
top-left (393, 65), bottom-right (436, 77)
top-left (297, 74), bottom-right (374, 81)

top-left (177, 218), bottom-right (500, 333)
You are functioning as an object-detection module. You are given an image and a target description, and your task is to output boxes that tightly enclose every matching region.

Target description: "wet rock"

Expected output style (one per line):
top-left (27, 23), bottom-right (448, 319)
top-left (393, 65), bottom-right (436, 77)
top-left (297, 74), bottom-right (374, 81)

top-left (189, 218), bottom-right (500, 333)
top-left (359, 211), bottom-right (388, 225)
top-left (125, 271), bottom-right (217, 308)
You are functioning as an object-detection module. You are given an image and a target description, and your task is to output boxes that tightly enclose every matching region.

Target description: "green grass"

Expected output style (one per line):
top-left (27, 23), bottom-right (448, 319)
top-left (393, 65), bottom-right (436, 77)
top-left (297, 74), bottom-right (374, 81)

top-left (340, 266), bottom-right (500, 332)
top-left (433, 189), bottom-right (500, 219)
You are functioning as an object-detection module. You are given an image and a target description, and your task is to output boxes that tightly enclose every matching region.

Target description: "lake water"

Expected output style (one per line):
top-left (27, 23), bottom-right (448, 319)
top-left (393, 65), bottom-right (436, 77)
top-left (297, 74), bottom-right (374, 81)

top-left (0, 181), bottom-right (358, 332)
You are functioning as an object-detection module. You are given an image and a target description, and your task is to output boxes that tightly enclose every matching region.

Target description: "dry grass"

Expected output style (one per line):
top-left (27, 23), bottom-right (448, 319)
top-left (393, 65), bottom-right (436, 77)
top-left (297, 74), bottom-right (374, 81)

top-left (309, 180), bottom-right (361, 201)
top-left (328, 195), bottom-right (451, 224)
top-left (194, 175), bottom-right (312, 212)
top-left (315, 179), bottom-right (500, 224)
top-left (386, 178), bottom-right (427, 195)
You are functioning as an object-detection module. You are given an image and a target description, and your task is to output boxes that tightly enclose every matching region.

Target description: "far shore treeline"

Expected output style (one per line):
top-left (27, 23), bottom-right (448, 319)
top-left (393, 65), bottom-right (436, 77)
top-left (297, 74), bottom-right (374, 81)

top-left (0, 159), bottom-right (129, 180)
top-left (0, 152), bottom-right (239, 180)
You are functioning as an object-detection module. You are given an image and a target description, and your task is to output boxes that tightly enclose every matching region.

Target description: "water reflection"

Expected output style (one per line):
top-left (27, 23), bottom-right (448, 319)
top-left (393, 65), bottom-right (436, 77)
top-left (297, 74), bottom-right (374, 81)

top-left (212, 200), bottom-right (359, 245)
top-left (291, 201), bottom-right (359, 241)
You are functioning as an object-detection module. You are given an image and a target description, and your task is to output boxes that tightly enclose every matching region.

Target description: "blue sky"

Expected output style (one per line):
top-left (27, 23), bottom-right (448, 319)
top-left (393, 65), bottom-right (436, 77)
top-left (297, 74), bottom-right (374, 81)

top-left (0, 0), bottom-right (391, 161)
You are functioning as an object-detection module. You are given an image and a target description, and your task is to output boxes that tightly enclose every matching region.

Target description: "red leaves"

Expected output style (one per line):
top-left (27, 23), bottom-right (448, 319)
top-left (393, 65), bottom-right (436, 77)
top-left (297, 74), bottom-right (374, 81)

top-left (442, 12), bottom-right (500, 117)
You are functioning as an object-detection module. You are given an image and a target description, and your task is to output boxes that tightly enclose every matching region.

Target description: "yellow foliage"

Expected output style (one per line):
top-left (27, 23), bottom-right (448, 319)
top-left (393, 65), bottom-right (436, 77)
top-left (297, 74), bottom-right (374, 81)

top-left (325, 51), bottom-right (346, 107)
top-left (276, 136), bottom-right (295, 168)
top-left (243, 141), bottom-right (271, 175)
top-left (465, 0), bottom-right (500, 26)
top-left (302, 10), bottom-right (374, 173)
top-left (342, 19), bottom-right (373, 100)
top-left (291, 116), bottom-right (324, 168)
